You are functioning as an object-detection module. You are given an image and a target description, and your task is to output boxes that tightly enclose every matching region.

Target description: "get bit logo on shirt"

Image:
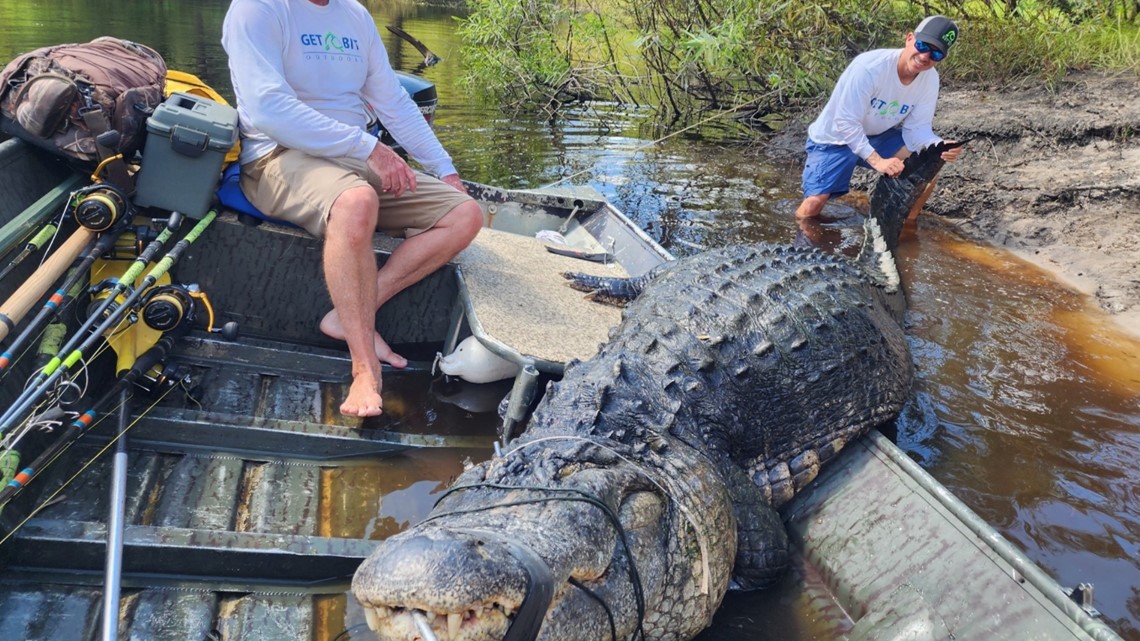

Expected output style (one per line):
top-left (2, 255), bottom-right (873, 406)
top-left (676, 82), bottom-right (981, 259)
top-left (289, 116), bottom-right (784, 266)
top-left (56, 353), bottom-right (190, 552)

top-left (299, 32), bottom-right (362, 61)
top-left (869, 97), bottom-right (912, 118)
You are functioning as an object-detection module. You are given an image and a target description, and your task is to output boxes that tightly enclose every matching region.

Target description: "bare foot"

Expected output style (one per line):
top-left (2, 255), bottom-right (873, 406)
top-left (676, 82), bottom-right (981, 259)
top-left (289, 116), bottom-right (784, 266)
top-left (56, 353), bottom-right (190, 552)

top-left (341, 371), bottom-right (384, 417)
top-left (320, 310), bottom-right (409, 368)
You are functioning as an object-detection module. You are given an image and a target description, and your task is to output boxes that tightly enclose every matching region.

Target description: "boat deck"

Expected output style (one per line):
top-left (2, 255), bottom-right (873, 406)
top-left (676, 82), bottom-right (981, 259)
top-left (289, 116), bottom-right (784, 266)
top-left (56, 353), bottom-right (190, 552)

top-left (456, 227), bottom-right (628, 368)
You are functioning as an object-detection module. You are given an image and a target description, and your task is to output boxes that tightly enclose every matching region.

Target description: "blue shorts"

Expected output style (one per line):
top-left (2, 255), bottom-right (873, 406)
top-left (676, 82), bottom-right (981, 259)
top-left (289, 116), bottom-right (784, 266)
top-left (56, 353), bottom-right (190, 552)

top-left (801, 128), bottom-right (906, 198)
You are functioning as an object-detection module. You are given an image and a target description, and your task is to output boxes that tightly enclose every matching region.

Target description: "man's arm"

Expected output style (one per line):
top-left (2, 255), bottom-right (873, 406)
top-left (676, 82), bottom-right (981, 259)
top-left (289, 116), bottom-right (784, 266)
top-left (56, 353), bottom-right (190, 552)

top-left (358, 28), bottom-right (457, 180)
top-left (222, 0), bottom-right (377, 162)
top-left (829, 64), bottom-right (904, 177)
top-left (900, 74), bottom-right (941, 153)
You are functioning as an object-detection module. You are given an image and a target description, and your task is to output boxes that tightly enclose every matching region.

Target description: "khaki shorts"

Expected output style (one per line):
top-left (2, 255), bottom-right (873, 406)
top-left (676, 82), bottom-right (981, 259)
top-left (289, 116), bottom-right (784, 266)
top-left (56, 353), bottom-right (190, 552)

top-left (240, 146), bottom-right (473, 238)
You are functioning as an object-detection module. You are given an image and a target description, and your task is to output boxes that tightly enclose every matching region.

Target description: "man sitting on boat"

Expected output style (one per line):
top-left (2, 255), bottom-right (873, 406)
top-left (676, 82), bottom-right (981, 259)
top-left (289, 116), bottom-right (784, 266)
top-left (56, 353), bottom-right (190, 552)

top-left (221, 0), bottom-right (484, 418)
top-left (793, 15), bottom-right (966, 221)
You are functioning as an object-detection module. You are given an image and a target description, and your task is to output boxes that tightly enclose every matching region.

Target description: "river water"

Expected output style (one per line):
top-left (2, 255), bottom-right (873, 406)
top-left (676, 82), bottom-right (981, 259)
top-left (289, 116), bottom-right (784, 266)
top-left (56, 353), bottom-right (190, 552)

top-left (1, 1), bottom-right (1138, 639)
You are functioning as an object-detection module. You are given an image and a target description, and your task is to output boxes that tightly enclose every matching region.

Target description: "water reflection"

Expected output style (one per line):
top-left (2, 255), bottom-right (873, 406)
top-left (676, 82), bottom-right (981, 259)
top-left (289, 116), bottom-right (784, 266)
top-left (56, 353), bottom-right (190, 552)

top-left (898, 228), bottom-right (1140, 638)
top-left (320, 448), bottom-right (489, 541)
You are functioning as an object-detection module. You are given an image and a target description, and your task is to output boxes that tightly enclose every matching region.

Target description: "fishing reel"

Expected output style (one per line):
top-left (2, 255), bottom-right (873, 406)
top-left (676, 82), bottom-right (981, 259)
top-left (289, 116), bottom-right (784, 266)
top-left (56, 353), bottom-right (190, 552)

top-left (139, 284), bottom-right (239, 340)
top-left (108, 225), bottom-right (162, 259)
top-left (72, 183), bottom-right (131, 232)
top-left (133, 360), bottom-right (192, 396)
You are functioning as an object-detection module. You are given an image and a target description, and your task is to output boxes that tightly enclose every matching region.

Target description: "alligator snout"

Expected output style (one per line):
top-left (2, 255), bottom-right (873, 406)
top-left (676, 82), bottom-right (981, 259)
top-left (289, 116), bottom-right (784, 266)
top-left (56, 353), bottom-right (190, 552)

top-left (353, 528), bottom-right (554, 641)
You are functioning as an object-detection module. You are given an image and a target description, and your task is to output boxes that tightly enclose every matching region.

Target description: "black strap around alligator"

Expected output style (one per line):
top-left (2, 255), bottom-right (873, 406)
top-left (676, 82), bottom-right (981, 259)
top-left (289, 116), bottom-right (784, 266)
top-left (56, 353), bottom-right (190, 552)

top-left (430, 482), bottom-right (648, 641)
top-left (454, 527), bottom-right (556, 641)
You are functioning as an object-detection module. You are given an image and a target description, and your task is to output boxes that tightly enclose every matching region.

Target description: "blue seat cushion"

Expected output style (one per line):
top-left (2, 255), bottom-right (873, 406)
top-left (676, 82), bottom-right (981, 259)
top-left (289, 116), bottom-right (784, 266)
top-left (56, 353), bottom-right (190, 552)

top-left (215, 163), bottom-right (300, 229)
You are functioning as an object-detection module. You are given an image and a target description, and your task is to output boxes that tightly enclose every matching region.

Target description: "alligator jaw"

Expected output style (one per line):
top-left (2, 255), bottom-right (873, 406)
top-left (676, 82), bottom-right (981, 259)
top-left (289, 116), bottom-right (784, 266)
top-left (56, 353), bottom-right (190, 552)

top-left (353, 528), bottom-right (554, 641)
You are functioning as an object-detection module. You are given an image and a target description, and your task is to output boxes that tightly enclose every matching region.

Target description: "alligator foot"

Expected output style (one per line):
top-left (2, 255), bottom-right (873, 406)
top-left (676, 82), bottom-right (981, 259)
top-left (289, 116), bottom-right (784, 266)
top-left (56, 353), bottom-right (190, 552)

top-left (562, 269), bottom-right (662, 307)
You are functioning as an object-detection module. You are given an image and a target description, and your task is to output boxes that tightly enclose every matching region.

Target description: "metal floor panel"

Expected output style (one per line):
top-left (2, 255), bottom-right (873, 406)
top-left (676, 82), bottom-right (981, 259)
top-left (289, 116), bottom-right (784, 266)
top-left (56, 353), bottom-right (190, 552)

top-left (122, 334), bottom-right (498, 460)
top-left (6, 446), bottom-right (407, 582)
top-left (0, 576), bottom-right (366, 641)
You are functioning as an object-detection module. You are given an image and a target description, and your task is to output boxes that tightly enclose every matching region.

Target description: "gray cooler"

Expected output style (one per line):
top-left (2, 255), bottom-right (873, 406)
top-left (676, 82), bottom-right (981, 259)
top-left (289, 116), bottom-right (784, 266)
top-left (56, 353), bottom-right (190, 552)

top-left (134, 92), bottom-right (238, 218)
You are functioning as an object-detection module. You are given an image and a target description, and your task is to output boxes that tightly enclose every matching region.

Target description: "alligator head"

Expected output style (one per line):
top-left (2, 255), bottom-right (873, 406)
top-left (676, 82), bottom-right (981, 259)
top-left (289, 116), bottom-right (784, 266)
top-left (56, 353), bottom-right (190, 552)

top-left (353, 425), bottom-right (737, 641)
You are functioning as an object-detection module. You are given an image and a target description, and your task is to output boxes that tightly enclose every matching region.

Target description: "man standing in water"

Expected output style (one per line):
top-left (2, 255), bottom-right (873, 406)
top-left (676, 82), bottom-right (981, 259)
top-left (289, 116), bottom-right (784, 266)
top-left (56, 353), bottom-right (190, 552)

top-left (222, 0), bottom-right (484, 418)
top-left (794, 15), bottom-right (965, 220)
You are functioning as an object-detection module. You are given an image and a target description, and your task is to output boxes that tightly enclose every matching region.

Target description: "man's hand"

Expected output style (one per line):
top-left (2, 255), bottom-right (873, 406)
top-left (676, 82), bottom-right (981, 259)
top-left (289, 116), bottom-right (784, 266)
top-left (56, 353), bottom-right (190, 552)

top-left (440, 174), bottom-right (468, 195)
top-left (367, 143), bottom-right (417, 197)
top-left (868, 153), bottom-right (904, 177)
top-left (941, 140), bottom-right (965, 163)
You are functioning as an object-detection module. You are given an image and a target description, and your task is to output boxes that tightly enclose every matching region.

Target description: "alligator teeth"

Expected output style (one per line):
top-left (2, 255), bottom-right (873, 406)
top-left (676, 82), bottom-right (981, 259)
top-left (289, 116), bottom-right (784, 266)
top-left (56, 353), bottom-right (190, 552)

top-left (449, 612), bottom-right (461, 638)
top-left (364, 606), bottom-right (380, 631)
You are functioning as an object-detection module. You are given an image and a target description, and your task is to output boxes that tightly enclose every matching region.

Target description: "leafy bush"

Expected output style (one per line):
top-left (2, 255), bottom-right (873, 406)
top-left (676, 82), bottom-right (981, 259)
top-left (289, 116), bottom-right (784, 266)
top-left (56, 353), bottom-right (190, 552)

top-left (458, 0), bottom-right (1140, 123)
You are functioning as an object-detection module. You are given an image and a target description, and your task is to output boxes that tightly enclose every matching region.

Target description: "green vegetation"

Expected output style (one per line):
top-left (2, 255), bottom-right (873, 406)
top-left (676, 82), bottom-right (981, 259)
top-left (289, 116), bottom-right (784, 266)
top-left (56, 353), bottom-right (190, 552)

top-left (457, 0), bottom-right (1140, 123)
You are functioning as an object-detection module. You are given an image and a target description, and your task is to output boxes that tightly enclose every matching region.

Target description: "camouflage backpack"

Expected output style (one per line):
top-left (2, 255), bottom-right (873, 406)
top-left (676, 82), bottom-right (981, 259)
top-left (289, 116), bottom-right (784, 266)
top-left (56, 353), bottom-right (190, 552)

top-left (0, 37), bottom-right (167, 167)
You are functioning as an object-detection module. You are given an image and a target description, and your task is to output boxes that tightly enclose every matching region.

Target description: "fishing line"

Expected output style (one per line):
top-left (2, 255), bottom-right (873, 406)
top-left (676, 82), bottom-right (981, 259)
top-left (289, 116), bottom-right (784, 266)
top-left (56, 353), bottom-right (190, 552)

top-left (0, 211), bottom-right (212, 434)
top-left (29, 187), bottom-right (79, 272)
top-left (0, 325), bottom-right (165, 474)
top-left (0, 379), bottom-right (179, 547)
top-left (1, 345), bottom-right (102, 455)
top-left (331, 623), bottom-right (371, 641)
top-left (508, 434), bottom-right (713, 598)
top-left (0, 226), bottom-right (127, 385)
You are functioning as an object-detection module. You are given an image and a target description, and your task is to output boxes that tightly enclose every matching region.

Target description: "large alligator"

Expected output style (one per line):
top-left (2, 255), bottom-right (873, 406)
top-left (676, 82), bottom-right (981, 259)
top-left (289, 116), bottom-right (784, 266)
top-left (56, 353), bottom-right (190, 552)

top-left (352, 142), bottom-right (960, 641)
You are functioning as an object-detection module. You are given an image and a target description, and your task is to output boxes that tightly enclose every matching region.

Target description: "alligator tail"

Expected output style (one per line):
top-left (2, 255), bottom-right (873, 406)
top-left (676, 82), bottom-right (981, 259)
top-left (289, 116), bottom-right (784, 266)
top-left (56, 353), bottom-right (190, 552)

top-left (856, 215), bottom-right (902, 295)
top-left (867, 139), bottom-right (967, 252)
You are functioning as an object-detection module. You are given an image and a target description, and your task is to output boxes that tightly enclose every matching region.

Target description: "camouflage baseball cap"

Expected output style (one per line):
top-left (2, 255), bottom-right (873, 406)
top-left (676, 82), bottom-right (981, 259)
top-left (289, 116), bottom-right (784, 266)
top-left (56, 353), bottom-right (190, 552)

top-left (914, 15), bottom-right (959, 56)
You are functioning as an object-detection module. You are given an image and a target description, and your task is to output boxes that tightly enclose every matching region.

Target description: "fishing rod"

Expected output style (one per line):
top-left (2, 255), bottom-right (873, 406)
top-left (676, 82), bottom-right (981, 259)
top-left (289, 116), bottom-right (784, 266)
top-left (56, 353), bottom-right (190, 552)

top-left (0, 210), bottom-right (215, 436)
top-left (1, 268), bottom-right (225, 512)
top-left (0, 227), bottom-right (96, 343)
top-left (0, 233), bottom-right (120, 382)
top-left (0, 219), bottom-right (168, 382)
top-left (0, 181), bottom-right (133, 344)
top-left (100, 387), bottom-right (130, 641)
top-left (0, 333), bottom-right (184, 508)
top-left (0, 323), bottom-right (73, 457)
top-left (0, 213), bottom-right (198, 432)
top-left (0, 316), bottom-right (98, 483)
top-left (0, 223), bottom-right (58, 282)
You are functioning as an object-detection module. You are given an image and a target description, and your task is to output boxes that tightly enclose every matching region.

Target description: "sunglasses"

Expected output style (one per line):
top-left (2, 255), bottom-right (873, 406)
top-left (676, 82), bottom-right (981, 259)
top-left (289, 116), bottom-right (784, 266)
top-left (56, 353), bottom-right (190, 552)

top-left (914, 39), bottom-right (946, 62)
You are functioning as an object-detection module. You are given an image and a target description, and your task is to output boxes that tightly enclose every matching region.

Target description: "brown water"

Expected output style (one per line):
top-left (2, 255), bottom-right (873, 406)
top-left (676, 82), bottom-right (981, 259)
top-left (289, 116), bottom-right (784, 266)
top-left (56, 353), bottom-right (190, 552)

top-left (2, 1), bottom-right (1139, 638)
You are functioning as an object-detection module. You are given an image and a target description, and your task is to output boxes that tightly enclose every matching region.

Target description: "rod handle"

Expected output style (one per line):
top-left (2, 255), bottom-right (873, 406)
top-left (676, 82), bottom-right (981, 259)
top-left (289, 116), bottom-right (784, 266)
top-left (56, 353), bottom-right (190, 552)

top-left (0, 227), bottom-right (96, 342)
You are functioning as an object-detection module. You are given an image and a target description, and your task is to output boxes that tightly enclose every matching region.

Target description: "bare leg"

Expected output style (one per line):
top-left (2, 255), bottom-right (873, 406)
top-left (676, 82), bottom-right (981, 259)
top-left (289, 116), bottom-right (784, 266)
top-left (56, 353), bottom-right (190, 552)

top-left (321, 198), bottom-right (484, 364)
top-left (323, 186), bottom-right (385, 418)
top-left (795, 193), bottom-right (830, 219)
top-left (906, 176), bottom-right (939, 223)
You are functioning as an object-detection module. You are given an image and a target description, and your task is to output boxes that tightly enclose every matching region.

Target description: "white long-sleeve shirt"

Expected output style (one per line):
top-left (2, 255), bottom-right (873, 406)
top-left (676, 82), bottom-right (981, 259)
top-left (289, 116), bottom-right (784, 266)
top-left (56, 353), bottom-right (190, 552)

top-left (806, 49), bottom-right (941, 160)
top-left (221, 0), bottom-right (456, 177)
